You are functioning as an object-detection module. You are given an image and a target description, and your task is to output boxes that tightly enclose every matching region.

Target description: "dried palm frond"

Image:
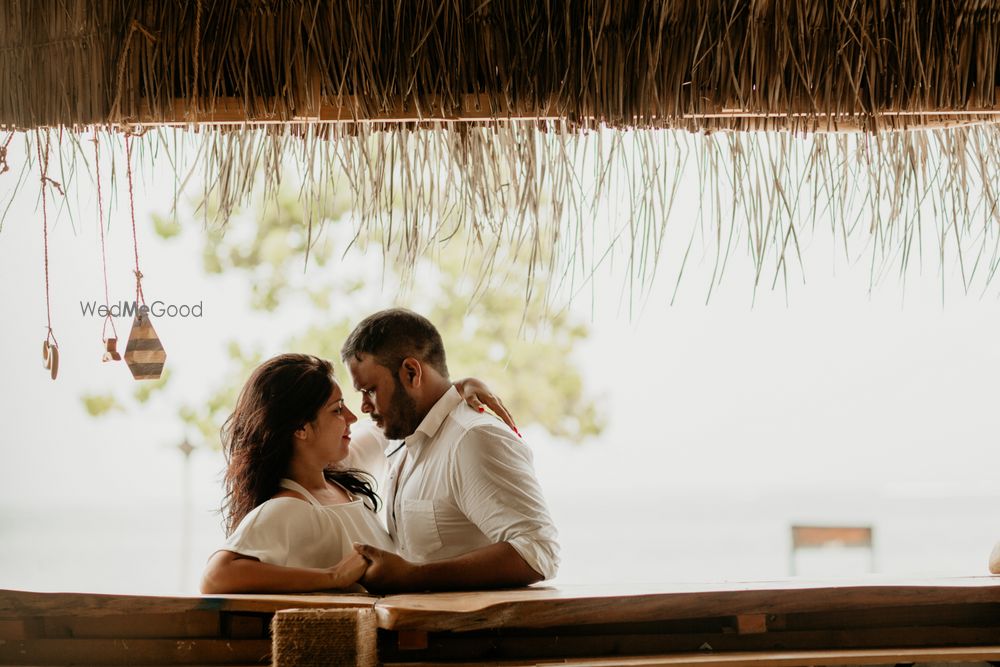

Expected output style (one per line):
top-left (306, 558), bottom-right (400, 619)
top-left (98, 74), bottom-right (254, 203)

top-left (2, 2), bottom-right (1000, 305)
top-left (5, 121), bottom-right (998, 310)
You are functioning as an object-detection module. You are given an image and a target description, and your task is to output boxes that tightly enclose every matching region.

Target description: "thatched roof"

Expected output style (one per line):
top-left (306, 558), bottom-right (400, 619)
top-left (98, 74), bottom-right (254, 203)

top-left (4, 1), bottom-right (1000, 130)
top-left (3, 1), bottom-right (1000, 301)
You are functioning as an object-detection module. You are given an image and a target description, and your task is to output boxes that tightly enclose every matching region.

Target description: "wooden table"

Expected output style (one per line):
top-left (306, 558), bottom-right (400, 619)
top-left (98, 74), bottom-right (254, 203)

top-left (2, 577), bottom-right (999, 666)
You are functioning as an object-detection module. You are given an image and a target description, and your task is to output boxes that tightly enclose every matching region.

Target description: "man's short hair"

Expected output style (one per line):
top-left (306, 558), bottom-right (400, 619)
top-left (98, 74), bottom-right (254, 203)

top-left (341, 308), bottom-right (449, 378)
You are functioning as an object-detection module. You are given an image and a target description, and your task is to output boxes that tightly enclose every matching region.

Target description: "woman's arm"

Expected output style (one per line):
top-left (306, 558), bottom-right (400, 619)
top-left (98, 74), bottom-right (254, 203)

top-left (990, 542), bottom-right (1000, 574)
top-left (454, 377), bottom-right (518, 434)
top-left (200, 549), bottom-right (368, 594)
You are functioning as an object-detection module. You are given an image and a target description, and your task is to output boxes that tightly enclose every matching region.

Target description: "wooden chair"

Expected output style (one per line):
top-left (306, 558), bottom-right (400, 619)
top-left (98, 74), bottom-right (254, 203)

top-left (789, 524), bottom-right (875, 576)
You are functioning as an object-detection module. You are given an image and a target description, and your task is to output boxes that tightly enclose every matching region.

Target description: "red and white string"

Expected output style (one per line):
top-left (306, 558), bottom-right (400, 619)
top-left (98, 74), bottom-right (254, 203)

top-left (94, 132), bottom-right (118, 341)
top-left (125, 134), bottom-right (146, 308)
top-left (36, 131), bottom-right (58, 348)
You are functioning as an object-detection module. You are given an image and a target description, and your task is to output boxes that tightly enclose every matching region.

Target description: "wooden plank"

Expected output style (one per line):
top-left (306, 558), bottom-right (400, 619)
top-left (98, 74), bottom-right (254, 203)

top-left (377, 625), bottom-right (1000, 663)
top-left (222, 614), bottom-right (268, 639)
top-left (397, 630), bottom-right (429, 650)
top-left (778, 602), bottom-right (1000, 631)
top-left (0, 589), bottom-right (374, 618)
top-left (0, 618), bottom-right (33, 640)
top-left (383, 645), bottom-right (1000, 666)
top-left (0, 638), bottom-right (271, 665)
top-left (40, 611), bottom-right (221, 638)
top-left (735, 614), bottom-right (767, 635)
top-left (133, 95), bottom-right (560, 126)
top-left (373, 577), bottom-right (1000, 631)
top-left (127, 96), bottom-right (1000, 127)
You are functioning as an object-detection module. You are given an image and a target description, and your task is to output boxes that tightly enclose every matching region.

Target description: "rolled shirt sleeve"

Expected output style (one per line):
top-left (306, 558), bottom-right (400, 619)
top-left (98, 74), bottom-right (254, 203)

top-left (451, 425), bottom-right (560, 580)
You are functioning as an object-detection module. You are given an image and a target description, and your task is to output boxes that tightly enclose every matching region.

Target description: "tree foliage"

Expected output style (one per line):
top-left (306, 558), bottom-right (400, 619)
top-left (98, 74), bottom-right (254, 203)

top-left (83, 188), bottom-right (603, 446)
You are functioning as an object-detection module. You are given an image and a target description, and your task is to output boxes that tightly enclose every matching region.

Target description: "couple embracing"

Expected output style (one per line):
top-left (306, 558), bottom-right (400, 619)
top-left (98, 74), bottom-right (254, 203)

top-left (201, 308), bottom-right (560, 594)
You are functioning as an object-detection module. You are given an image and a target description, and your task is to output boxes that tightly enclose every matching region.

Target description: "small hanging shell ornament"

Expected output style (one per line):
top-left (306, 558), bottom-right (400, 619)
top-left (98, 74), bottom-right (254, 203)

top-left (102, 337), bottom-right (121, 362)
top-left (42, 339), bottom-right (59, 380)
top-left (124, 311), bottom-right (165, 380)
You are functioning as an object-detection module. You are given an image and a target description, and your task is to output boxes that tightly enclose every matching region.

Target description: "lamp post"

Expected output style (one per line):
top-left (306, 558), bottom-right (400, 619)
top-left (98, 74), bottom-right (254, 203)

top-left (177, 437), bottom-right (195, 592)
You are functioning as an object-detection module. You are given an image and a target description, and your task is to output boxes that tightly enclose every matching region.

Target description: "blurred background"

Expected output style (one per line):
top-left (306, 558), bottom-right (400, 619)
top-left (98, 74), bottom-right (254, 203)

top-left (0, 132), bottom-right (997, 594)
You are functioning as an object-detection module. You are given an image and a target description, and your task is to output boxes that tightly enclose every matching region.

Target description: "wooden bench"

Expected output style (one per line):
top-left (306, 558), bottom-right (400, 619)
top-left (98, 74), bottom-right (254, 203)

top-left (3, 577), bottom-right (999, 666)
top-left (0, 589), bottom-right (373, 665)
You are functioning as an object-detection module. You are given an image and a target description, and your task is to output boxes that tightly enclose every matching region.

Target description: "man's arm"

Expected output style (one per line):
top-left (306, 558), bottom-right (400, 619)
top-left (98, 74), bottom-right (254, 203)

top-left (990, 542), bottom-right (1000, 574)
top-left (355, 424), bottom-right (557, 593)
top-left (449, 424), bottom-right (561, 581)
top-left (354, 541), bottom-right (540, 593)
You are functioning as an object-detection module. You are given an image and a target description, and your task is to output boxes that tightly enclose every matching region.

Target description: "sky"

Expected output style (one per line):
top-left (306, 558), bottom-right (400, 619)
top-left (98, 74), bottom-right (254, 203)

top-left (0, 130), bottom-right (997, 592)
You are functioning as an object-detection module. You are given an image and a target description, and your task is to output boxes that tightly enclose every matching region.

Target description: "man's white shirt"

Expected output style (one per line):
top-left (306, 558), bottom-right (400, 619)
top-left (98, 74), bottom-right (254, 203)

top-left (379, 386), bottom-right (560, 580)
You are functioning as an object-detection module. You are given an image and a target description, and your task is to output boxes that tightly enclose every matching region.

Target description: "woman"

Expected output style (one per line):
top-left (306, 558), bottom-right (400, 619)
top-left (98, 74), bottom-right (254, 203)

top-left (200, 353), bottom-right (511, 593)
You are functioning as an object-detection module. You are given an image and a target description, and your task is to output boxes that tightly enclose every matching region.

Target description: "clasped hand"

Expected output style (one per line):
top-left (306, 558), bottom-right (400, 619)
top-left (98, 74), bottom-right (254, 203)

top-left (326, 543), bottom-right (422, 594)
top-left (353, 543), bottom-right (422, 593)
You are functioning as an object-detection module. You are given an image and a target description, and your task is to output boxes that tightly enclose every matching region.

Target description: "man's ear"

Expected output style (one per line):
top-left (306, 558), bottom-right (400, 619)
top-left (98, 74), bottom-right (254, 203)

top-left (399, 357), bottom-right (423, 389)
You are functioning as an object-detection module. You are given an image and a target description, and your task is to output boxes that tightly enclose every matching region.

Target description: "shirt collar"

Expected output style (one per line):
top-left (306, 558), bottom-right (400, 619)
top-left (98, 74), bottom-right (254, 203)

top-left (405, 386), bottom-right (462, 450)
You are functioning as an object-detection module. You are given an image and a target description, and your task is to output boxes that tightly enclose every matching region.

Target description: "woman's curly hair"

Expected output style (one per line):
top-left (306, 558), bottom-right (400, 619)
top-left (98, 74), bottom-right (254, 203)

top-left (220, 353), bottom-right (380, 536)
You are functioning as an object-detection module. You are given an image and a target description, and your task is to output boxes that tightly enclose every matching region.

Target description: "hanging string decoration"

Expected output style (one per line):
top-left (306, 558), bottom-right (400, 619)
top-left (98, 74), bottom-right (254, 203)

top-left (122, 134), bottom-right (166, 380)
top-left (36, 130), bottom-right (64, 381)
top-left (0, 132), bottom-right (13, 175)
top-left (94, 133), bottom-right (121, 363)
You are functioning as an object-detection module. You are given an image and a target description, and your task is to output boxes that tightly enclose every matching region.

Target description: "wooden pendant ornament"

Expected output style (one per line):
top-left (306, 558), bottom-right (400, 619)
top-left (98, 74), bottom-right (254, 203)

top-left (121, 133), bottom-right (165, 381)
top-left (124, 311), bottom-right (165, 380)
top-left (42, 339), bottom-right (59, 380)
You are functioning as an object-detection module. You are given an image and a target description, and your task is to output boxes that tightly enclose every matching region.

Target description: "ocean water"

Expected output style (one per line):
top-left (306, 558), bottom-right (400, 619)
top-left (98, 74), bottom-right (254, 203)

top-left (547, 490), bottom-right (999, 584)
top-left (1, 489), bottom-right (996, 594)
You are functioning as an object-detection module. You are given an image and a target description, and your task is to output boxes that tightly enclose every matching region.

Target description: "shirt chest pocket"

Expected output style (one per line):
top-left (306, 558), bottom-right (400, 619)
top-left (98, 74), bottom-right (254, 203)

top-left (401, 499), bottom-right (443, 558)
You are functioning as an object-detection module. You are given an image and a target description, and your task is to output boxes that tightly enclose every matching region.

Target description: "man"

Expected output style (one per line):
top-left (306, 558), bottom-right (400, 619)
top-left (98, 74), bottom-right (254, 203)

top-left (342, 308), bottom-right (560, 592)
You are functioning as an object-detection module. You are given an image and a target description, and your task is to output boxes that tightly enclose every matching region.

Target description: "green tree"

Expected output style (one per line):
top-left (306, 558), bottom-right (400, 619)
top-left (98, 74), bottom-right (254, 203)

top-left (84, 190), bottom-right (603, 446)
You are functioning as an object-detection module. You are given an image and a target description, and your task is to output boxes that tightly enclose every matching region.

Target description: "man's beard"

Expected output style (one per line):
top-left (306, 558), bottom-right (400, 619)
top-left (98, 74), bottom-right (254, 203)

top-left (379, 376), bottom-right (422, 440)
